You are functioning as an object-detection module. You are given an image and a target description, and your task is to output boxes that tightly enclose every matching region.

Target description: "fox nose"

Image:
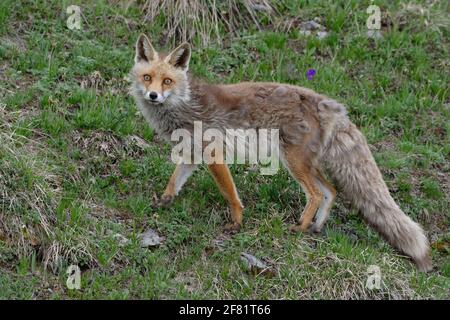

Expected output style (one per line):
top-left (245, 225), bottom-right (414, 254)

top-left (149, 92), bottom-right (158, 100)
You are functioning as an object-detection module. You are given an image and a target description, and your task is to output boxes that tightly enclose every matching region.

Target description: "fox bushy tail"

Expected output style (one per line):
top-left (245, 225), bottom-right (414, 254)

top-left (318, 100), bottom-right (432, 271)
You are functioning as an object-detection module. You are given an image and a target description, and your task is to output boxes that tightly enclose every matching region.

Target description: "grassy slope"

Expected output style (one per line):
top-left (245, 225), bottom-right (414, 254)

top-left (0, 0), bottom-right (448, 299)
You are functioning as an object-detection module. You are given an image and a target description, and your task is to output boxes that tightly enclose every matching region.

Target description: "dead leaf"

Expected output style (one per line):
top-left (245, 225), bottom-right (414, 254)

top-left (240, 252), bottom-right (275, 277)
top-left (125, 135), bottom-right (150, 149)
top-left (431, 240), bottom-right (449, 253)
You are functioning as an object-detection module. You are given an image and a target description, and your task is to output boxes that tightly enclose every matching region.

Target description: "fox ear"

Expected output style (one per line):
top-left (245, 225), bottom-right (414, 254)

top-left (135, 34), bottom-right (158, 63)
top-left (165, 42), bottom-right (191, 70)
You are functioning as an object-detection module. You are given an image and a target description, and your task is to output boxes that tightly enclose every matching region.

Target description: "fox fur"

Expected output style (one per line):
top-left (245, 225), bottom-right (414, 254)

top-left (130, 34), bottom-right (432, 272)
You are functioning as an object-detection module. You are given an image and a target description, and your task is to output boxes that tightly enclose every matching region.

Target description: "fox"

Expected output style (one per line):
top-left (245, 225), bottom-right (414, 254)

top-left (130, 34), bottom-right (432, 272)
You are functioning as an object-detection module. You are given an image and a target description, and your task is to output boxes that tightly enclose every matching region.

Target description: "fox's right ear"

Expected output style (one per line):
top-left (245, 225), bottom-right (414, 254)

top-left (135, 34), bottom-right (158, 63)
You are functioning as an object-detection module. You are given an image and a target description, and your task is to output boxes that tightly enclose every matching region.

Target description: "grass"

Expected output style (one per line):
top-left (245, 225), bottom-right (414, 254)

top-left (0, 0), bottom-right (449, 299)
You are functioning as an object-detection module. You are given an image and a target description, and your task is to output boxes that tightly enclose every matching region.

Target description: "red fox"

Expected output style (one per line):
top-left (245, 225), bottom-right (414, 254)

top-left (130, 34), bottom-right (432, 271)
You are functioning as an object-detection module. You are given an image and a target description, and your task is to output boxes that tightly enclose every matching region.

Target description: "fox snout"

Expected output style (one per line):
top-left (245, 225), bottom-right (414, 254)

top-left (148, 91), bottom-right (158, 100)
top-left (144, 90), bottom-right (166, 104)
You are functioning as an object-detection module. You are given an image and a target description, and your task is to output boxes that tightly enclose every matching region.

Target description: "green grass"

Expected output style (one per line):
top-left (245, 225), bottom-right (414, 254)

top-left (0, 0), bottom-right (449, 299)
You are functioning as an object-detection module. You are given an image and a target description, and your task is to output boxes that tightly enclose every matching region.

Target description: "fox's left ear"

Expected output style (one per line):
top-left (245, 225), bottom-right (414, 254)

top-left (165, 43), bottom-right (191, 71)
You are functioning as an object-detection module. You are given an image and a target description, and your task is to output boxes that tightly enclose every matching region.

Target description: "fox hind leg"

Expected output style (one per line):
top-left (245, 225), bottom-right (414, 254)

top-left (310, 172), bottom-right (336, 233)
top-left (283, 146), bottom-right (323, 232)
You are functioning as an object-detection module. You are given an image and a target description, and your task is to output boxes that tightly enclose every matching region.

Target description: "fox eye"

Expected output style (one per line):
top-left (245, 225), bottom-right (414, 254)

top-left (163, 78), bottom-right (172, 85)
top-left (143, 74), bottom-right (151, 81)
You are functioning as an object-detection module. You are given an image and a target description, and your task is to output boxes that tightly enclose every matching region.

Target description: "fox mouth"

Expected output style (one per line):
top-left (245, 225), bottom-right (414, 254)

top-left (146, 99), bottom-right (163, 105)
top-left (143, 92), bottom-right (166, 104)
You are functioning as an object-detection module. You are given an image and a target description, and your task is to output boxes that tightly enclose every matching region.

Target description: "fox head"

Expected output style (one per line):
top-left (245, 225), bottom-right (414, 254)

top-left (131, 34), bottom-right (191, 105)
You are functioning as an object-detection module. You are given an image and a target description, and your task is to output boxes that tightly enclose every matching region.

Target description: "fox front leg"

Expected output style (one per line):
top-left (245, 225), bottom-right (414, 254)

top-left (207, 163), bottom-right (244, 233)
top-left (159, 164), bottom-right (197, 207)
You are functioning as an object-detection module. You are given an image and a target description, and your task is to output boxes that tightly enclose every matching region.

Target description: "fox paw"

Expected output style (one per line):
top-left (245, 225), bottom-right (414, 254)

top-left (224, 222), bottom-right (241, 234)
top-left (158, 194), bottom-right (174, 208)
top-left (309, 223), bottom-right (323, 234)
top-left (289, 223), bottom-right (309, 233)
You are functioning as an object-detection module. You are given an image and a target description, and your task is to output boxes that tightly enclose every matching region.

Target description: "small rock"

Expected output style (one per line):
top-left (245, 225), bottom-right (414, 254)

top-left (367, 29), bottom-right (383, 39)
top-left (299, 30), bottom-right (312, 36)
top-left (249, 3), bottom-right (272, 12)
top-left (100, 142), bottom-right (109, 151)
top-left (316, 31), bottom-right (328, 39)
top-left (301, 20), bottom-right (322, 31)
top-left (140, 229), bottom-right (165, 247)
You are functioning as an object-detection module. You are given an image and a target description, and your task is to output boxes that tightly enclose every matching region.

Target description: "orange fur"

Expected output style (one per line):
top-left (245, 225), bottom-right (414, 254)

top-left (207, 163), bottom-right (243, 232)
